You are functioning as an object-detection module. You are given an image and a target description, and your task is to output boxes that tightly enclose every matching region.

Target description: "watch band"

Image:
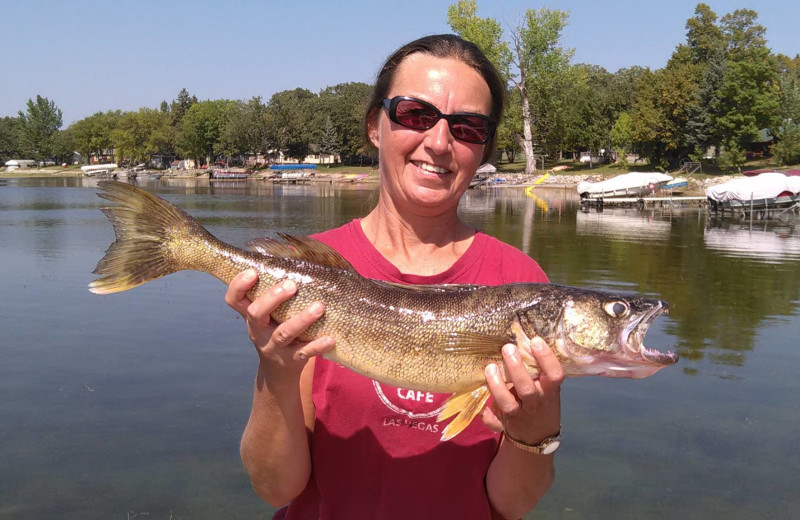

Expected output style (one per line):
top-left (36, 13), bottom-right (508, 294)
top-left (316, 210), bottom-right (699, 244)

top-left (503, 428), bottom-right (561, 455)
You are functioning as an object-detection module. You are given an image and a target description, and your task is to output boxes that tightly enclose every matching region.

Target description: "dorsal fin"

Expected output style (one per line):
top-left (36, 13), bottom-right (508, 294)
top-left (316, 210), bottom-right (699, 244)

top-left (247, 234), bottom-right (356, 272)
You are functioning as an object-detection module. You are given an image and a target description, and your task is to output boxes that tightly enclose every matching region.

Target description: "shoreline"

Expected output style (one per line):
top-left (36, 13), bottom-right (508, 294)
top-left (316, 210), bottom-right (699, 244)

top-left (1, 168), bottom-right (719, 196)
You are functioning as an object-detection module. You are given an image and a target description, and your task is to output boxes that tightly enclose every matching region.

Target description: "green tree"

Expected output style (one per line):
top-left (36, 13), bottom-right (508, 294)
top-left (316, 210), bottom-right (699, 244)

top-left (70, 111), bottom-right (122, 163)
top-left (447, 0), bottom-right (511, 78)
top-left (314, 82), bottom-right (372, 164)
top-left (266, 88), bottom-right (316, 162)
top-left (685, 3), bottom-right (725, 64)
top-left (17, 95), bottom-right (63, 161)
top-left (448, 2), bottom-right (573, 173)
top-left (170, 88), bottom-right (198, 127)
top-left (318, 116), bottom-right (340, 164)
top-left (51, 127), bottom-right (75, 164)
top-left (0, 116), bottom-right (23, 162)
top-left (222, 97), bottom-right (270, 159)
top-left (111, 108), bottom-right (173, 164)
top-left (629, 63), bottom-right (697, 169)
top-left (714, 9), bottom-right (780, 155)
top-left (177, 100), bottom-right (236, 165)
top-left (611, 112), bottom-right (634, 168)
top-left (773, 54), bottom-right (800, 164)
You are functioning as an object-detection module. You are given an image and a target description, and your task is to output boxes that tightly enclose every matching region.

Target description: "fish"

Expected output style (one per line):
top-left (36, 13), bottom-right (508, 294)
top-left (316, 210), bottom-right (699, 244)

top-left (90, 181), bottom-right (678, 441)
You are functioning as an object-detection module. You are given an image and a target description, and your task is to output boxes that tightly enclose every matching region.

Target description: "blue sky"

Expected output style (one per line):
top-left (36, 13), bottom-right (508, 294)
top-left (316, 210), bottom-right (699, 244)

top-left (2, 0), bottom-right (797, 125)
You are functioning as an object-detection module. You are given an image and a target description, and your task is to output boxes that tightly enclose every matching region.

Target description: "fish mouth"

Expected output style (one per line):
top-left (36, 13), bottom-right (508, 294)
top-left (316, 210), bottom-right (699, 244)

top-left (622, 300), bottom-right (679, 366)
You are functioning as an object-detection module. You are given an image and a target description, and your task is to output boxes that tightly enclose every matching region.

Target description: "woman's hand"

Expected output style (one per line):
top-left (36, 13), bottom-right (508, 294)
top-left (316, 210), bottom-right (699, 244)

top-left (225, 269), bottom-right (335, 387)
top-left (482, 337), bottom-right (564, 446)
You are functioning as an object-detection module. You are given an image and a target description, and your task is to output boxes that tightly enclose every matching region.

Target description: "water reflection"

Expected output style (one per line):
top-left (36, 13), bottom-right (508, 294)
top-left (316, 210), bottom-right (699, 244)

top-left (705, 219), bottom-right (800, 263)
top-left (576, 208), bottom-right (671, 241)
top-left (2, 178), bottom-right (800, 518)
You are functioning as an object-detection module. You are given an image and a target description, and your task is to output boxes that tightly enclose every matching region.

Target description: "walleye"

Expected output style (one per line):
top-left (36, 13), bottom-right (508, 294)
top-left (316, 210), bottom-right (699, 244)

top-left (90, 181), bottom-right (678, 440)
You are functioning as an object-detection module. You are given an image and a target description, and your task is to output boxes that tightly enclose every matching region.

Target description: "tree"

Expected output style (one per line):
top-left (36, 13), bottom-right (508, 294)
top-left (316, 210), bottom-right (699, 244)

top-left (0, 116), bottom-right (23, 162)
top-left (17, 95), bottom-right (63, 161)
top-left (70, 111), bottom-right (122, 163)
top-left (611, 112), bottom-right (634, 168)
top-left (266, 88), bottom-right (316, 162)
top-left (222, 97), bottom-right (270, 160)
top-left (714, 9), bottom-right (780, 155)
top-left (170, 88), bottom-right (198, 127)
top-left (177, 100), bottom-right (236, 165)
top-left (447, 0), bottom-right (511, 77)
top-left (318, 116), bottom-right (340, 164)
top-left (509, 8), bottom-right (572, 173)
top-left (111, 108), bottom-right (173, 164)
top-left (448, 2), bottom-right (573, 172)
top-left (314, 82), bottom-right (372, 164)
top-left (630, 64), bottom-right (697, 169)
top-left (773, 53), bottom-right (800, 165)
top-left (685, 3), bottom-right (725, 64)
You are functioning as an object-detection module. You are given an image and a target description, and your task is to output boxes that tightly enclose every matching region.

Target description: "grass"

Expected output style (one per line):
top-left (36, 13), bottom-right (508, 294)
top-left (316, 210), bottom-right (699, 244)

top-left (494, 157), bottom-right (800, 180)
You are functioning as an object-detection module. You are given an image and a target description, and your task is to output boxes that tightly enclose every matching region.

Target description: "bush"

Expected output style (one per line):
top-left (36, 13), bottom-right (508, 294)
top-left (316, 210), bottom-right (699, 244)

top-left (774, 126), bottom-right (800, 166)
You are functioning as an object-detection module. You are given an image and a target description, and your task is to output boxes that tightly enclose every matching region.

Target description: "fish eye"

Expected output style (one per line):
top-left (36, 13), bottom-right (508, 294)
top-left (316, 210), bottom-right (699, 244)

top-left (603, 300), bottom-right (629, 318)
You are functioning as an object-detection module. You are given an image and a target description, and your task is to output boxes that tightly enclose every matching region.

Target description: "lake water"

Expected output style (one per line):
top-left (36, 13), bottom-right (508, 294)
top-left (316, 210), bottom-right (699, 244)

top-left (1, 177), bottom-right (799, 519)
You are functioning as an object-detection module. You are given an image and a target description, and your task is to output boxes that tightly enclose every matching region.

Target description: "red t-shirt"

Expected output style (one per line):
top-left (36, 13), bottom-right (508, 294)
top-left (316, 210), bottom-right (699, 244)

top-left (279, 219), bottom-right (548, 520)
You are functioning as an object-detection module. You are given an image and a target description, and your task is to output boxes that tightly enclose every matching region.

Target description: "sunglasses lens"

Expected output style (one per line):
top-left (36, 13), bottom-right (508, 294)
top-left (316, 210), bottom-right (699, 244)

top-left (449, 116), bottom-right (492, 144)
top-left (394, 99), bottom-right (440, 129)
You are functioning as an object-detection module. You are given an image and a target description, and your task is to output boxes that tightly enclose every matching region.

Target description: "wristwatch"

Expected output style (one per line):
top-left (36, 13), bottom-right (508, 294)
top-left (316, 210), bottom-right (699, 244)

top-left (504, 429), bottom-right (561, 455)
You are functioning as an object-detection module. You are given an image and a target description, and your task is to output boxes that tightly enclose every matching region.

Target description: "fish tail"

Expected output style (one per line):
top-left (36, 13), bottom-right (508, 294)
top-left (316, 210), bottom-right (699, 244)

top-left (89, 181), bottom-right (210, 294)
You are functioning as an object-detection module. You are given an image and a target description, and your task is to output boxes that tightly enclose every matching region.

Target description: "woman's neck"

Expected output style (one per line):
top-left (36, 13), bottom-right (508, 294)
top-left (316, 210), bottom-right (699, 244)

top-left (360, 198), bottom-right (475, 276)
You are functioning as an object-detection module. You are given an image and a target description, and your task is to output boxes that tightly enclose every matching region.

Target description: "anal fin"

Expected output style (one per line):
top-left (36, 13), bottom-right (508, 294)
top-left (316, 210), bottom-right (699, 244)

top-left (437, 385), bottom-right (491, 441)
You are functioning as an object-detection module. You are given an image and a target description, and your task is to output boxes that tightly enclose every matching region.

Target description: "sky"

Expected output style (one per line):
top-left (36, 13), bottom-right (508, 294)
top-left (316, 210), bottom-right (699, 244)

top-left (2, 0), bottom-right (798, 126)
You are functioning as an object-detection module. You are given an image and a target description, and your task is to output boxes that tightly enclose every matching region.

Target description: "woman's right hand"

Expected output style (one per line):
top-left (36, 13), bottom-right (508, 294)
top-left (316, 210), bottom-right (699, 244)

top-left (225, 268), bottom-right (335, 387)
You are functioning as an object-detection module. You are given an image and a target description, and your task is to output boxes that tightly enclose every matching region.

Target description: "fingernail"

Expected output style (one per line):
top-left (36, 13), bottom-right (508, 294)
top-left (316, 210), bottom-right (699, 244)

top-left (282, 280), bottom-right (295, 292)
top-left (486, 364), bottom-right (498, 377)
top-left (309, 302), bottom-right (324, 316)
top-left (243, 269), bottom-right (256, 281)
top-left (532, 337), bottom-right (544, 350)
top-left (502, 344), bottom-right (516, 357)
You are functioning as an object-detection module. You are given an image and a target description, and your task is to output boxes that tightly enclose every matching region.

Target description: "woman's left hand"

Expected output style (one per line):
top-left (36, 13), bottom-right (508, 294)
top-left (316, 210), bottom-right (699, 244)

top-left (482, 337), bottom-right (564, 446)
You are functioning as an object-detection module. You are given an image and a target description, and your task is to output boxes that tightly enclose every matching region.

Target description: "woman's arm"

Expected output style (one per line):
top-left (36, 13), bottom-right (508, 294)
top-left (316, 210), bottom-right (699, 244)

top-left (226, 269), bottom-right (335, 506)
top-left (483, 337), bottom-right (564, 519)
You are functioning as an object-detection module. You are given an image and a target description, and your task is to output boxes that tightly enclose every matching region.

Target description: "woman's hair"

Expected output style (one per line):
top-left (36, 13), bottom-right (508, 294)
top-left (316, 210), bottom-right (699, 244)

top-left (365, 34), bottom-right (506, 163)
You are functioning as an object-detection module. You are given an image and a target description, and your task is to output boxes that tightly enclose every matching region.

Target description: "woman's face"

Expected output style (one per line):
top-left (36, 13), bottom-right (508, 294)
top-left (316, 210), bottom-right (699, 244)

top-left (368, 53), bottom-right (492, 216)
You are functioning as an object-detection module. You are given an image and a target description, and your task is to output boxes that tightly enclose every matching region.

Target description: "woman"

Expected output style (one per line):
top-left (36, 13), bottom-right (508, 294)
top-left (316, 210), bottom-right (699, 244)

top-left (226, 34), bottom-right (564, 519)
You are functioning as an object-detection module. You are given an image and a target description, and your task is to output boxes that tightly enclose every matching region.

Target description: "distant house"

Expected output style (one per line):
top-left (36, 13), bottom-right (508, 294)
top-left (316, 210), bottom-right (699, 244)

top-left (170, 159), bottom-right (195, 170)
top-left (149, 154), bottom-right (176, 169)
top-left (4, 159), bottom-right (37, 171)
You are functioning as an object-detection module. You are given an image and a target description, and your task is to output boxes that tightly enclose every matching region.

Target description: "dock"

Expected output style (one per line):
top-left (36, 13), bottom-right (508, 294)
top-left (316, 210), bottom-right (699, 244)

top-left (580, 195), bottom-right (708, 210)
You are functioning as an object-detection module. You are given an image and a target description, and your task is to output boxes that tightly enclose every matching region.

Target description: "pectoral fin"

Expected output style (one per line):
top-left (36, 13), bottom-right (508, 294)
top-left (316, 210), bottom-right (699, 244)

top-left (438, 331), bottom-right (510, 355)
top-left (437, 385), bottom-right (491, 441)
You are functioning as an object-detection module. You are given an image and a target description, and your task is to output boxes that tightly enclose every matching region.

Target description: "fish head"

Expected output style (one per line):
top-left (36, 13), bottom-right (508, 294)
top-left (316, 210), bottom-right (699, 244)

top-left (550, 290), bottom-right (678, 378)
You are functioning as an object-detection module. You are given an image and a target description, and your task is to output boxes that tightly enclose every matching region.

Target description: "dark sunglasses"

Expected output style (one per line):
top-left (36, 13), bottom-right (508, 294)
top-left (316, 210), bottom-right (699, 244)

top-left (381, 96), bottom-right (496, 145)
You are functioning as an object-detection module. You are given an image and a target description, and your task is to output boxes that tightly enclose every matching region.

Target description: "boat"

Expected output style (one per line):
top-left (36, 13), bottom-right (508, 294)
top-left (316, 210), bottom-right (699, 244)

top-left (742, 169), bottom-right (800, 177)
top-left (80, 163), bottom-right (118, 177)
top-left (706, 172), bottom-right (800, 214)
top-left (664, 177), bottom-right (689, 190)
top-left (577, 172), bottom-right (673, 199)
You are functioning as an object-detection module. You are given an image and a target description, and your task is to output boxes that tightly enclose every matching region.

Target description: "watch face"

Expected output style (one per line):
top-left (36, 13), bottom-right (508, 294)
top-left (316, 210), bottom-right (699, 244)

top-left (542, 439), bottom-right (560, 455)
